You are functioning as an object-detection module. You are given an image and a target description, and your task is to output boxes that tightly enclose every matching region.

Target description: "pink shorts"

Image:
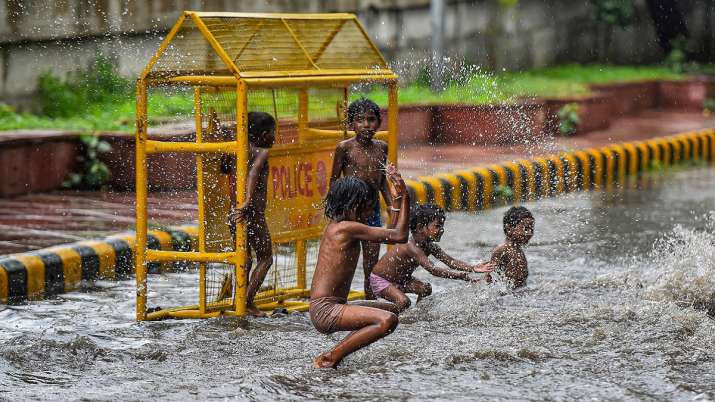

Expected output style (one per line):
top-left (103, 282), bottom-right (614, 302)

top-left (369, 273), bottom-right (394, 297)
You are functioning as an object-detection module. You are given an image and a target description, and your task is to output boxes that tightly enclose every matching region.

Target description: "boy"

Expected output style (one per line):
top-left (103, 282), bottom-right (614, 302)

top-left (330, 98), bottom-right (394, 299)
top-left (310, 166), bottom-right (410, 369)
top-left (227, 111), bottom-right (276, 317)
top-left (370, 204), bottom-right (495, 312)
top-left (485, 206), bottom-right (534, 289)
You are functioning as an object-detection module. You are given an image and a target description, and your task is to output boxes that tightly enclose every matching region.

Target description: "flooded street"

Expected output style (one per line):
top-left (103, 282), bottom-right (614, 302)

top-left (1, 168), bottom-right (714, 401)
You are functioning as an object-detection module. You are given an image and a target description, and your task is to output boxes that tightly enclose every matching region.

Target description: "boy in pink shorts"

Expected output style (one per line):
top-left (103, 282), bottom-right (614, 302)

top-left (370, 204), bottom-right (494, 312)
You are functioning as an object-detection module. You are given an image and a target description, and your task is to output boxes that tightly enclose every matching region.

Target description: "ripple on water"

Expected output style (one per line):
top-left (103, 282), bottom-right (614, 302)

top-left (1, 169), bottom-right (714, 400)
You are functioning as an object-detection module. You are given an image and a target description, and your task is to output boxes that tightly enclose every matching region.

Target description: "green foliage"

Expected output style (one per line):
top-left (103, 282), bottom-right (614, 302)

top-left (590, 0), bottom-right (634, 28)
top-left (63, 133), bottom-right (112, 190)
top-left (36, 54), bottom-right (131, 118)
top-left (493, 185), bottom-right (514, 203)
top-left (0, 63), bottom-right (699, 133)
top-left (665, 37), bottom-right (688, 74)
top-left (557, 103), bottom-right (581, 136)
top-left (703, 98), bottom-right (715, 115)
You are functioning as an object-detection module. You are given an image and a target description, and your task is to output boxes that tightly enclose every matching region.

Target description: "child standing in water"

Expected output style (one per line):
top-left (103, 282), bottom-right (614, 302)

top-left (330, 98), bottom-right (395, 299)
top-left (228, 112), bottom-right (276, 317)
top-left (310, 166), bottom-right (410, 369)
top-left (370, 204), bottom-right (495, 312)
top-left (485, 206), bottom-right (535, 289)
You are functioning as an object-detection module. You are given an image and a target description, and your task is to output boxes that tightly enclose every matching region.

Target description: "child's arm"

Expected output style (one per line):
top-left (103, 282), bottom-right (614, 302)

top-left (329, 143), bottom-right (347, 187)
top-left (407, 243), bottom-right (472, 281)
top-left (339, 166), bottom-right (410, 244)
top-left (430, 244), bottom-right (495, 273)
top-left (228, 148), bottom-right (269, 224)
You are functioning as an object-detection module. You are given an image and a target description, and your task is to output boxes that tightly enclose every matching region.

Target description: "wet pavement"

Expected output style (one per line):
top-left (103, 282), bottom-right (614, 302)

top-left (1, 109), bottom-right (714, 256)
top-left (1, 168), bottom-right (714, 400)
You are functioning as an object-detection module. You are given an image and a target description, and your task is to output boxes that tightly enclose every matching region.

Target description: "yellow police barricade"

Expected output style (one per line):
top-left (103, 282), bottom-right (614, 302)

top-left (135, 11), bottom-right (398, 320)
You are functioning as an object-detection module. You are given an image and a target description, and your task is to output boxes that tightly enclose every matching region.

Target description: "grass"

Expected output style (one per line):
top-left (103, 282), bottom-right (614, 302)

top-left (354, 64), bottom-right (686, 106)
top-left (0, 64), bottom-right (696, 133)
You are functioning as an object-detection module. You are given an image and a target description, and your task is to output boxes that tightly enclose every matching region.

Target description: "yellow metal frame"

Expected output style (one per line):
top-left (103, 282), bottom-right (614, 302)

top-left (135, 11), bottom-right (398, 321)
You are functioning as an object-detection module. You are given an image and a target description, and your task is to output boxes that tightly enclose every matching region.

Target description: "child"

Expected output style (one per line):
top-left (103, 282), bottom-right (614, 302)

top-left (228, 111), bottom-right (276, 317)
top-left (485, 206), bottom-right (534, 289)
top-left (310, 166), bottom-right (410, 369)
top-left (330, 98), bottom-right (395, 300)
top-left (370, 204), bottom-right (495, 312)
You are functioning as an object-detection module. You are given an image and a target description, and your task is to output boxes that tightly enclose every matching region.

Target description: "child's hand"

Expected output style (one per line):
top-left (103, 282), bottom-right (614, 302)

top-left (385, 163), bottom-right (406, 199)
top-left (472, 261), bottom-right (496, 273)
top-left (228, 203), bottom-right (250, 226)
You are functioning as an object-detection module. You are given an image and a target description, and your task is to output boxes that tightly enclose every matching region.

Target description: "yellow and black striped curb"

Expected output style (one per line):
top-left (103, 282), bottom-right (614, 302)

top-left (0, 226), bottom-right (196, 304)
top-left (1, 129), bottom-right (712, 304)
top-left (404, 129), bottom-right (715, 211)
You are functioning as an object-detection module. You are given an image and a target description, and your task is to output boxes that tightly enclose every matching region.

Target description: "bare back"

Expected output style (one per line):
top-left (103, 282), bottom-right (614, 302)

top-left (247, 145), bottom-right (269, 212)
top-left (310, 221), bottom-right (363, 300)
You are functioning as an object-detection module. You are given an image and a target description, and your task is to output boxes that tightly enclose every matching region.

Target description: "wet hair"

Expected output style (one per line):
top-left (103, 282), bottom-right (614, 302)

top-left (247, 111), bottom-right (276, 147)
top-left (410, 204), bottom-right (445, 233)
top-left (324, 176), bottom-right (377, 222)
top-left (347, 97), bottom-right (382, 125)
top-left (503, 206), bottom-right (534, 234)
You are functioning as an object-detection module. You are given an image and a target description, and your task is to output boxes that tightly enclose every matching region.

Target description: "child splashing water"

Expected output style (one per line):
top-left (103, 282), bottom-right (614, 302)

top-left (330, 98), bottom-right (397, 299)
top-left (486, 206), bottom-right (535, 289)
top-left (370, 204), bottom-right (495, 312)
top-left (227, 112), bottom-right (276, 317)
top-left (310, 165), bottom-right (410, 369)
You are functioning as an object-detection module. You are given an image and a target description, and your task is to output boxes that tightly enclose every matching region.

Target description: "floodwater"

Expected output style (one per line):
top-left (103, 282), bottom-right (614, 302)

top-left (1, 168), bottom-right (714, 401)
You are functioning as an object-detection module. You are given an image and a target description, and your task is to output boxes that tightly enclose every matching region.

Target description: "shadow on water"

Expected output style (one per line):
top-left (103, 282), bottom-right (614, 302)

top-left (1, 168), bottom-right (714, 400)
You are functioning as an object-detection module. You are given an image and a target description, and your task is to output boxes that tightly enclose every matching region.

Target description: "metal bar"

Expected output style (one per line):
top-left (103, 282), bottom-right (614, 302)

top-left (296, 240), bottom-right (307, 289)
top-left (188, 11), bottom-right (355, 20)
top-left (233, 21), bottom-right (265, 63)
top-left (140, 14), bottom-right (187, 80)
top-left (298, 88), bottom-right (308, 144)
top-left (311, 19), bottom-right (347, 63)
top-left (350, 17), bottom-right (389, 67)
top-left (388, 82), bottom-right (399, 166)
top-left (194, 88), bottom-right (207, 315)
top-left (152, 71), bottom-right (396, 86)
top-left (244, 75), bottom-right (397, 88)
top-left (145, 250), bottom-right (238, 264)
top-left (234, 80), bottom-right (249, 317)
top-left (135, 79), bottom-right (149, 321)
top-left (145, 140), bottom-right (238, 154)
top-left (189, 13), bottom-right (241, 77)
top-left (305, 128), bottom-right (389, 141)
top-left (281, 18), bottom-right (320, 70)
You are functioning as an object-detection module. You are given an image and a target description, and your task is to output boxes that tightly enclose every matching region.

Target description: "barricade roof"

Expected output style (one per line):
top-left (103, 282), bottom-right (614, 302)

top-left (143, 11), bottom-right (392, 81)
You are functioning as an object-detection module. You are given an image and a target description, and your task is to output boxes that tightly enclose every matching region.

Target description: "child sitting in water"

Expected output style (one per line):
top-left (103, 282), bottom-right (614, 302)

top-left (485, 206), bottom-right (535, 289)
top-left (310, 165), bottom-right (410, 369)
top-left (370, 204), bottom-right (495, 312)
top-left (227, 112), bottom-right (276, 317)
top-left (330, 98), bottom-right (396, 300)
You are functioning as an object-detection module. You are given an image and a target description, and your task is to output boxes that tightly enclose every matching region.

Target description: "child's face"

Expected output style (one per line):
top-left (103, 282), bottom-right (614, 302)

top-left (357, 202), bottom-right (375, 223)
top-left (507, 217), bottom-right (535, 245)
top-left (258, 127), bottom-right (276, 148)
top-left (420, 219), bottom-right (445, 242)
top-left (350, 110), bottom-right (380, 140)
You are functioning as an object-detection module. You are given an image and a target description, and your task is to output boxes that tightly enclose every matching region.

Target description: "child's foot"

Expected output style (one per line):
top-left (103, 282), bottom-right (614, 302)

top-left (246, 304), bottom-right (267, 317)
top-left (313, 353), bottom-right (338, 369)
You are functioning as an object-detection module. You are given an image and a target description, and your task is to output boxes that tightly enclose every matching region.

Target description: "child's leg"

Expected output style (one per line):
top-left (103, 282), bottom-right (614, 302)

top-left (245, 215), bottom-right (273, 317)
top-left (402, 278), bottom-right (432, 303)
top-left (378, 284), bottom-right (411, 312)
top-left (351, 299), bottom-right (401, 314)
top-left (314, 305), bottom-right (398, 369)
top-left (361, 240), bottom-right (380, 300)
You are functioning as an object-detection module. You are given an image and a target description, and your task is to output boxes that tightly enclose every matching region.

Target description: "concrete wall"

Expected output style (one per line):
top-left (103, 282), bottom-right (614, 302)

top-left (1, 0), bottom-right (712, 105)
